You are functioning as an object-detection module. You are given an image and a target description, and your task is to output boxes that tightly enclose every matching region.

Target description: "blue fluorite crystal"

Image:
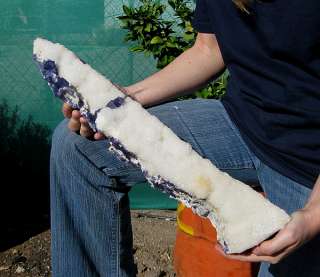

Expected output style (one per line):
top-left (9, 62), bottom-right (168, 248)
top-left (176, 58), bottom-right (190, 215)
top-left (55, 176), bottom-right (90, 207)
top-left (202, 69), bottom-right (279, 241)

top-left (43, 60), bottom-right (57, 73)
top-left (106, 97), bottom-right (125, 109)
top-left (33, 57), bottom-right (97, 131)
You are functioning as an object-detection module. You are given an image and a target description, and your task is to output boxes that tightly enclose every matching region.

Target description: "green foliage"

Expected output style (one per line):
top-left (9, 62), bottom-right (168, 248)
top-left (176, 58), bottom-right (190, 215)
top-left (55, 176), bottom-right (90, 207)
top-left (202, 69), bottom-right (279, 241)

top-left (0, 100), bottom-right (51, 246)
top-left (118, 0), bottom-right (228, 99)
top-left (0, 100), bottom-right (51, 168)
top-left (194, 71), bottom-right (228, 99)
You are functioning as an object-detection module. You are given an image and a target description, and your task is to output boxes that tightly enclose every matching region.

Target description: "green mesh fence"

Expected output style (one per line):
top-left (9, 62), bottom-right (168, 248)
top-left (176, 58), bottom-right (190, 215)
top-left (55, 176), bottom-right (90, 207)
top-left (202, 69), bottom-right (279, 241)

top-left (0, 0), bottom-right (159, 128)
top-left (0, 0), bottom-right (177, 209)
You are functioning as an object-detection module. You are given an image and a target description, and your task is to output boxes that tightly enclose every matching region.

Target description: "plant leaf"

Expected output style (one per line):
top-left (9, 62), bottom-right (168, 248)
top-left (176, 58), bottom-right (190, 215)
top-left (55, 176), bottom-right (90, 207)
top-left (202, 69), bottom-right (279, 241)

top-left (150, 36), bottom-right (162, 44)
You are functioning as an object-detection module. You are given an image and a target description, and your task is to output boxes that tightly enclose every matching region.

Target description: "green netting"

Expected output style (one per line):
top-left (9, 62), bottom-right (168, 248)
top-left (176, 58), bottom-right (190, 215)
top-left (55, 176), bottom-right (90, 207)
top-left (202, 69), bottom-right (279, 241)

top-left (129, 183), bottom-right (177, 210)
top-left (0, 0), bottom-right (177, 209)
top-left (0, 0), bottom-right (160, 128)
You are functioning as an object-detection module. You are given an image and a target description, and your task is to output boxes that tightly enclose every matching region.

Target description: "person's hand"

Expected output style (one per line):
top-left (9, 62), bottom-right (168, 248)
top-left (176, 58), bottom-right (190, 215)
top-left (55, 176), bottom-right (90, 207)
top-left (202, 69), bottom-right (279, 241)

top-left (61, 84), bottom-right (133, 139)
top-left (62, 103), bottom-right (105, 140)
top-left (216, 208), bottom-right (320, 264)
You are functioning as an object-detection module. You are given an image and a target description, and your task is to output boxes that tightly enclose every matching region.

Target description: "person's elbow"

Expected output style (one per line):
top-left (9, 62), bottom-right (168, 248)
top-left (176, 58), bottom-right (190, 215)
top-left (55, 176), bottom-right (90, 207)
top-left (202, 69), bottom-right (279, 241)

top-left (193, 32), bottom-right (225, 69)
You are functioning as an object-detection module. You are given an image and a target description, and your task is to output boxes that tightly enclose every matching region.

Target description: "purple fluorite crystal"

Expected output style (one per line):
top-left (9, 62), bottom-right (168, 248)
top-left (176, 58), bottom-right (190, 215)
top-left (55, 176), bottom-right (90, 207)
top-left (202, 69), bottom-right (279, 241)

top-left (106, 97), bottom-right (125, 109)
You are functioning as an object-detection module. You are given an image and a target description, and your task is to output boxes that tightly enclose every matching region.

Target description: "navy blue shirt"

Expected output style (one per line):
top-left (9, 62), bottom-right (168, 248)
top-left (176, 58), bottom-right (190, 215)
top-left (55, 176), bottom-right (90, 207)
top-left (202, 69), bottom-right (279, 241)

top-left (193, 0), bottom-right (320, 188)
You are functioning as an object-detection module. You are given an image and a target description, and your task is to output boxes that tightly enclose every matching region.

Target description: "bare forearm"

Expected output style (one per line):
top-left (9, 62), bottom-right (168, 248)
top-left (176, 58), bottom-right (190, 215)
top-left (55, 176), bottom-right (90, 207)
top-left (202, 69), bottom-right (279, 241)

top-left (305, 175), bottom-right (320, 207)
top-left (125, 33), bottom-right (225, 106)
top-left (303, 175), bottom-right (320, 236)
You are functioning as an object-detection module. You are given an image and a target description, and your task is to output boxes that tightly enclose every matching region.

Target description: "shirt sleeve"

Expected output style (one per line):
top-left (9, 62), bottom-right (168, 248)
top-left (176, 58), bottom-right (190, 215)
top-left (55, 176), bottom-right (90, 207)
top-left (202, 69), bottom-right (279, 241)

top-left (192, 0), bottom-right (215, 33)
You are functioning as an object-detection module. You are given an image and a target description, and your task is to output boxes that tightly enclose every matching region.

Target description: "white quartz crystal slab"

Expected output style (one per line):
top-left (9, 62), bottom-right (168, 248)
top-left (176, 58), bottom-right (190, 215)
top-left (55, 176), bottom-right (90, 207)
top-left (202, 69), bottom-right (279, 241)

top-left (33, 38), bottom-right (290, 254)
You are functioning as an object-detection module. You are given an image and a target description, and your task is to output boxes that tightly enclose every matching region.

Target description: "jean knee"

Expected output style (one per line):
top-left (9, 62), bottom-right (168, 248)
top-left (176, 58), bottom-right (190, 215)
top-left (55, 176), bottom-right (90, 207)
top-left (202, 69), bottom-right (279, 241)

top-left (50, 119), bottom-right (88, 167)
top-left (50, 119), bottom-right (134, 190)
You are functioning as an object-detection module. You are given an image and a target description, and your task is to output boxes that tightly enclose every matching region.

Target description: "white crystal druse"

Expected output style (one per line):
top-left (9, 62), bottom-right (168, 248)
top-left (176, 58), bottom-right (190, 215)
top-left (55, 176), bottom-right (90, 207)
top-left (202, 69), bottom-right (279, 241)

top-left (33, 38), bottom-right (290, 254)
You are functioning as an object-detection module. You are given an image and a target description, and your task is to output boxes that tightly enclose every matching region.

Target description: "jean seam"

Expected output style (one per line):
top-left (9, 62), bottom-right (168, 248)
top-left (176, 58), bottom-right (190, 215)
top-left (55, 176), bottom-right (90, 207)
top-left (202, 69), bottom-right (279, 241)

top-left (102, 166), bottom-right (138, 175)
top-left (219, 102), bottom-right (257, 168)
top-left (218, 165), bottom-right (255, 170)
top-left (176, 101), bottom-right (255, 170)
top-left (116, 200), bottom-right (120, 277)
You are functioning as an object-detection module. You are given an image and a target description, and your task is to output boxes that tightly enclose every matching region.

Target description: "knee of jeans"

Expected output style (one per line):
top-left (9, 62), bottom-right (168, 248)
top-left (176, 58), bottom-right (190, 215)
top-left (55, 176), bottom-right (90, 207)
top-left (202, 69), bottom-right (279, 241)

top-left (51, 119), bottom-right (81, 162)
top-left (50, 119), bottom-right (123, 189)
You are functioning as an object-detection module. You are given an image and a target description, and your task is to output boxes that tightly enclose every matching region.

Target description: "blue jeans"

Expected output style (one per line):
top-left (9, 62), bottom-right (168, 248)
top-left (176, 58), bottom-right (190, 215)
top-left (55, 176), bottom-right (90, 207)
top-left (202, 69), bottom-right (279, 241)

top-left (50, 99), bottom-right (319, 276)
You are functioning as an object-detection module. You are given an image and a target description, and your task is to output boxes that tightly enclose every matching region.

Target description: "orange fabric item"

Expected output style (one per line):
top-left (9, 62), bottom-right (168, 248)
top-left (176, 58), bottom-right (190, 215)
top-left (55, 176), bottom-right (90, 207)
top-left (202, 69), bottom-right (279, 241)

top-left (174, 204), bottom-right (259, 277)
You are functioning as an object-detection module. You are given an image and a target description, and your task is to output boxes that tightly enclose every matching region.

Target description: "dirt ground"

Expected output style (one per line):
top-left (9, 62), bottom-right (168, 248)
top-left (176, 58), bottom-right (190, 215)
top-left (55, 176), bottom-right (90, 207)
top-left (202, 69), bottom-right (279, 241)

top-left (0, 210), bottom-right (177, 277)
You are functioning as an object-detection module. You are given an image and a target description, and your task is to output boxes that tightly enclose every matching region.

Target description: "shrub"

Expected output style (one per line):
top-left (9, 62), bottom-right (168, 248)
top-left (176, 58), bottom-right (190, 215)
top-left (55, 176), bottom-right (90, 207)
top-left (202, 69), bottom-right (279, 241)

top-left (0, 101), bottom-right (51, 172)
top-left (0, 100), bottom-right (51, 249)
top-left (118, 0), bottom-right (228, 99)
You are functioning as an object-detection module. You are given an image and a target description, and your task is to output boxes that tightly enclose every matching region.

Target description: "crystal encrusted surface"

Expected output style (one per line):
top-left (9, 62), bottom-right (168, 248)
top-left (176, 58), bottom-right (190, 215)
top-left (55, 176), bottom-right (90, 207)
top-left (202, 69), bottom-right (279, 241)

top-left (33, 57), bottom-right (229, 251)
top-left (33, 37), bottom-right (291, 254)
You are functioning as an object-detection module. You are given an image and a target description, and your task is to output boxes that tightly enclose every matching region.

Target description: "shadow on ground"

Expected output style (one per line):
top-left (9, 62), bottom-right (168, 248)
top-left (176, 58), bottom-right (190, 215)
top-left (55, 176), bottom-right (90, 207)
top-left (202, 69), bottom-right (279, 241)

top-left (0, 101), bottom-right (51, 251)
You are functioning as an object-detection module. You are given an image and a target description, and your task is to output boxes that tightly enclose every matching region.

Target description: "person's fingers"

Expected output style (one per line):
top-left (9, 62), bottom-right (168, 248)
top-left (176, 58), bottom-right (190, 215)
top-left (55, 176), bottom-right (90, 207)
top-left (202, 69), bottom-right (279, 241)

top-left (62, 103), bottom-right (73, 118)
top-left (66, 108), bottom-right (105, 139)
top-left (267, 243), bottom-right (299, 264)
top-left (68, 110), bottom-right (81, 132)
top-left (217, 244), bottom-right (279, 264)
top-left (94, 132), bottom-right (106, 140)
top-left (230, 243), bottom-right (297, 264)
top-left (252, 215), bottom-right (301, 257)
top-left (252, 231), bottom-right (293, 256)
top-left (225, 252), bottom-right (280, 263)
top-left (79, 117), bottom-right (94, 138)
top-left (217, 237), bottom-right (299, 264)
top-left (215, 244), bottom-right (262, 262)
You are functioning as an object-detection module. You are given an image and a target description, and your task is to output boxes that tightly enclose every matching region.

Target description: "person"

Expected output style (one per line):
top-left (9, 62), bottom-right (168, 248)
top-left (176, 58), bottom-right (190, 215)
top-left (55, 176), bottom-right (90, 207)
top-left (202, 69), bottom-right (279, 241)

top-left (50, 0), bottom-right (320, 276)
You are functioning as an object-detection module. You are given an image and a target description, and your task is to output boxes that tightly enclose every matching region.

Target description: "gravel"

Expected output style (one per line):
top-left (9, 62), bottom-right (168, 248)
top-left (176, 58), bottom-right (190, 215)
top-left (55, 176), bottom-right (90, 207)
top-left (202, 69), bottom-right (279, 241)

top-left (0, 210), bottom-right (177, 277)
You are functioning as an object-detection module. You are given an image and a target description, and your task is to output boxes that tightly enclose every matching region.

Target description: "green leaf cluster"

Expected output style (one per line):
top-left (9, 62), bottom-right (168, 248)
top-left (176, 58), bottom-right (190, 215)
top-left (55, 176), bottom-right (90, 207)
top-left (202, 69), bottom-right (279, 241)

top-left (0, 100), bottom-right (51, 176)
top-left (118, 0), bottom-right (228, 99)
top-left (0, 101), bottom-right (52, 238)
